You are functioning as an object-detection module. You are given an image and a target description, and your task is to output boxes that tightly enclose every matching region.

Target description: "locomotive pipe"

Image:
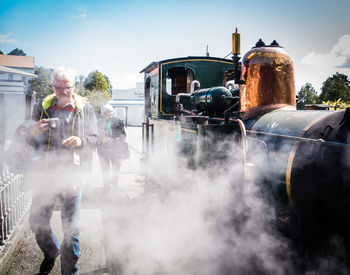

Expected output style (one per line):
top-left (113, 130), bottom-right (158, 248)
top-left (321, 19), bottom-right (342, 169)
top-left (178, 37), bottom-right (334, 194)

top-left (225, 80), bottom-right (236, 90)
top-left (176, 80), bottom-right (200, 104)
top-left (247, 130), bottom-right (350, 148)
top-left (175, 93), bottom-right (190, 104)
top-left (208, 116), bottom-right (248, 182)
top-left (190, 80), bottom-right (200, 93)
top-left (232, 118), bottom-right (248, 175)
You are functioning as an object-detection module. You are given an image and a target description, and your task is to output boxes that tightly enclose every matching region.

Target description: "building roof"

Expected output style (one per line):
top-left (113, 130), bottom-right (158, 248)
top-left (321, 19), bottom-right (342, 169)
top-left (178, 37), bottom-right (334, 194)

top-left (0, 65), bottom-right (37, 78)
top-left (139, 56), bottom-right (233, 73)
top-left (109, 98), bottom-right (144, 106)
top-left (0, 54), bottom-right (35, 68)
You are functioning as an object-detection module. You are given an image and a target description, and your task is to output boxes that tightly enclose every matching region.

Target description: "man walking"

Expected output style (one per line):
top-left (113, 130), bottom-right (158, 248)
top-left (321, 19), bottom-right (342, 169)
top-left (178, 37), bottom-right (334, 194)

top-left (29, 67), bottom-right (99, 275)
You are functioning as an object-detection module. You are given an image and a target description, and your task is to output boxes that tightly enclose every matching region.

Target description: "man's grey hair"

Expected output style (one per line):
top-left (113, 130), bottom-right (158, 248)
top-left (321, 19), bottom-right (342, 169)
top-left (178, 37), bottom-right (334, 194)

top-left (101, 104), bottom-right (114, 115)
top-left (51, 67), bottom-right (76, 84)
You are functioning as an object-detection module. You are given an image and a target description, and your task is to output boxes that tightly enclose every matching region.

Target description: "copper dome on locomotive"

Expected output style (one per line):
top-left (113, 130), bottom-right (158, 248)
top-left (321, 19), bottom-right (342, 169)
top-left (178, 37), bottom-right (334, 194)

top-left (240, 40), bottom-right (296, 112)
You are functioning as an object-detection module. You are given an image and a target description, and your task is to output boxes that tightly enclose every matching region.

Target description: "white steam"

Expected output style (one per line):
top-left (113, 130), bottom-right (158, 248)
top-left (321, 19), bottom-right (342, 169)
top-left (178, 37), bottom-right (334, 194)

top-left (101, 128), bottom-right (292, 275)
top-left (3, 122), bottom-right (350, 274)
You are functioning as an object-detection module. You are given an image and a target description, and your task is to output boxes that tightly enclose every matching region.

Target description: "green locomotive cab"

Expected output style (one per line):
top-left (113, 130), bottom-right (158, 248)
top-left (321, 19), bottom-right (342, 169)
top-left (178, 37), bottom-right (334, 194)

top-left (140, 57), bottom-right (235, 119)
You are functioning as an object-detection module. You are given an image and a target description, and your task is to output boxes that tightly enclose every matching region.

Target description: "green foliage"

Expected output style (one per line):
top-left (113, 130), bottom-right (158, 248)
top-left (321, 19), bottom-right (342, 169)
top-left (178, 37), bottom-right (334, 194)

top-left (85, 89), bottom-right (111, 113)
top-left (319, 73), bottom-right (350, 103)
top-left (8, 48), bottom-right (26, 56)
top-left (0, 49), bottom-right (3, 54)
top-left (29, 66), bottom-right (54, 102)
top-left (322, 99), bottom-right (350, 110)
top-left (296, 83), bottom-right (319, 110)
top-left (84, 70), bottom-right (108, 94)
top-left (104, 74), bottom-right (113, 95)
top-left (82, 70), bottom-right (112, 112)
top-left (74, 75), bottom-right (87, 96)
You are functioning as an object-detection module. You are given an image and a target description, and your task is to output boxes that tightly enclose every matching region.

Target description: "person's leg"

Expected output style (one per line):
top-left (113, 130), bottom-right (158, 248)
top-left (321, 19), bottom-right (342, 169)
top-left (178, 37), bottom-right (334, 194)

top-left (29, 192), bottom-right (60, 258)
top-left (99, 152), bottom-right (112, 187)
top-left (60, 190), bottom-right (82, 275)
top-left (110, 159), bottom-right (121, 187)
top-left (29, 192), bottom-right (60, 273)
top-left (110, 158), bottom-right (128, 200)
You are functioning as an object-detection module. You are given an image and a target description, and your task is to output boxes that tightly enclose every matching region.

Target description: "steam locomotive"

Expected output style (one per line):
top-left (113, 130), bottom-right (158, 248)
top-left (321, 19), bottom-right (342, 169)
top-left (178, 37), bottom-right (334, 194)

top-left (140, 30), bottom-right (350, 246)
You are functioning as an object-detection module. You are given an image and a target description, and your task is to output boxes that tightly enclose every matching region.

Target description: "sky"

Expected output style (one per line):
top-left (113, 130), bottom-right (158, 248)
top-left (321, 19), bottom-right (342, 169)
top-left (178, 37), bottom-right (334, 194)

top-left (1, 0), bottom-right (349, 93)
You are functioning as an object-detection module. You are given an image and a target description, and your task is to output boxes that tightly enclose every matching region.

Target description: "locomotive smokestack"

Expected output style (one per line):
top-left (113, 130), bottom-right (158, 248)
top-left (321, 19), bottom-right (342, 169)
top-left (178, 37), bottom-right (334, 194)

top-left (240, 41), bottom-right (296, 112)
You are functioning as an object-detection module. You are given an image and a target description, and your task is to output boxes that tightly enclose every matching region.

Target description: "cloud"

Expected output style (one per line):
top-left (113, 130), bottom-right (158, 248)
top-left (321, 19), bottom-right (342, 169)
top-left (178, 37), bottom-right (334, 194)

top-left (0, 33), bottom-right (17, 44)
top-left (297, 34), bottom-right (350, 91)
top-left (301, 34), bottom-right (350, 68)
top-left (72, 13), bottom-right (87, 20)
top-left (72, 5), bottom-right (87, 20)
top-left (342, 57), bottom-right (350, 68)
top-left (77, 6), bottom-right (87, 13)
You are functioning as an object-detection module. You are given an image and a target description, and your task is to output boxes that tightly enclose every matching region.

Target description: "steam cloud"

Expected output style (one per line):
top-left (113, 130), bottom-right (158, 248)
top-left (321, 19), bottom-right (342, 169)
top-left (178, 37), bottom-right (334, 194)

top-left (3, 122), bottom-right (350, 275)
top-left (102, 129), bottom-right (291, 274)
top-left (101, 127), bottom-right (350, 275)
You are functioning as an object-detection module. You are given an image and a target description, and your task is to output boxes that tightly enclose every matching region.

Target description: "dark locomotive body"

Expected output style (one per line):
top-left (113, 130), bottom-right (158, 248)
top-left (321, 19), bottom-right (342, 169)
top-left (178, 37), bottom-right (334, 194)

top-left (140, 33), bottom-right (350, 245)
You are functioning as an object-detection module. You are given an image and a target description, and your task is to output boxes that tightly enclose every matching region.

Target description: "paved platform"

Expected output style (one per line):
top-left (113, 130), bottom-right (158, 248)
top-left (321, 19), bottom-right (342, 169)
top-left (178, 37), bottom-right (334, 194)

top-left (0, 126), bottom-right (145, 275)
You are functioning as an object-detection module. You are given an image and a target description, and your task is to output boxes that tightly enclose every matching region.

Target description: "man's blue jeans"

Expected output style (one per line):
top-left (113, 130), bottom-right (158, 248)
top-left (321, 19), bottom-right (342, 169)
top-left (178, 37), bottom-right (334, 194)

top-left (29, 190), bottom-right (82, 275)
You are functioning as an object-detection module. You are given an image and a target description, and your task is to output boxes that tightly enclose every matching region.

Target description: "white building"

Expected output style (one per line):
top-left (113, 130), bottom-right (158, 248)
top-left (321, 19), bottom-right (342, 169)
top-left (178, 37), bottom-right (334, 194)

top-left (110, 82), bottom-right (144, 126)
top-left (0, 55), bottom-right (37, 143)
top-left (112, 82), bottom-right (144, 99)
top-left (108, 98), bottom-right (144, 126)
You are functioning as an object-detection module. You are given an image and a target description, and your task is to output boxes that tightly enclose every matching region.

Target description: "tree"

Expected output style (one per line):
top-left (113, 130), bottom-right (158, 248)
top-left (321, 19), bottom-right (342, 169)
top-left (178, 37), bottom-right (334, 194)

top-left (83, 70), bottom-right (111, 112)
top-left (0, 49), bottom-right (3, 54)
top-left (74, 75), bottom-right (87, 96)
top-left (84, 70), bottom-right (108, 93)
top-left (104, 74), bottom-right (113, 95)
top-left (296, 83), bottom-right (319, 110)
top-left (85, 89), bottom-right (111, 114)
top-left (319, 73), bottom-right (350, 103)
top-left (8, 48), bottom-right (26, 56)
top-left (29, 66), bottom-right (54, 102)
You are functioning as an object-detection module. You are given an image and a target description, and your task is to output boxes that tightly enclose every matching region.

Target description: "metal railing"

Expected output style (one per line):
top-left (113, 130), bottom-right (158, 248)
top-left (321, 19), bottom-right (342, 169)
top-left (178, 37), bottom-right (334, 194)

top-left (0, 171), bottom-right (31, 248)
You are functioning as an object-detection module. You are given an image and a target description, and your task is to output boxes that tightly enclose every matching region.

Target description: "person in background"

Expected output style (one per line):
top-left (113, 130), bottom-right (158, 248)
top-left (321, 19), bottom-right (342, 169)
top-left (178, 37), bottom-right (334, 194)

top-left (98, 104), bottom-right (127, 188)
top-left (97, 104), bottom-right (129, 274)
top-left (29, 67), bottom-right (99, 275)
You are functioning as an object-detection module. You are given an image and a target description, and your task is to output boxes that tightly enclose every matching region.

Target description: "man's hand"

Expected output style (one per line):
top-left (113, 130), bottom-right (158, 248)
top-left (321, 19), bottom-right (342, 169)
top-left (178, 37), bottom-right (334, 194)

top-left (31, 119), bottom-right (50, 136)
top-left (62, 136), bottom-right (82, 148)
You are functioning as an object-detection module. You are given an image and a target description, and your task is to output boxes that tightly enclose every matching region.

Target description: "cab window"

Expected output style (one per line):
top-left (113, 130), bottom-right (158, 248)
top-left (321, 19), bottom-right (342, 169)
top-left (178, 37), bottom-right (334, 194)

top-left (165, 67), bottom-right (194, 95)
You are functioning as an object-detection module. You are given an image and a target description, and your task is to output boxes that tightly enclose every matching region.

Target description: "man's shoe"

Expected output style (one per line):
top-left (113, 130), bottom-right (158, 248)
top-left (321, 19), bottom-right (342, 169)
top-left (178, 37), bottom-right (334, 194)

top-left (39, 256), bottom-right (56, 274)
